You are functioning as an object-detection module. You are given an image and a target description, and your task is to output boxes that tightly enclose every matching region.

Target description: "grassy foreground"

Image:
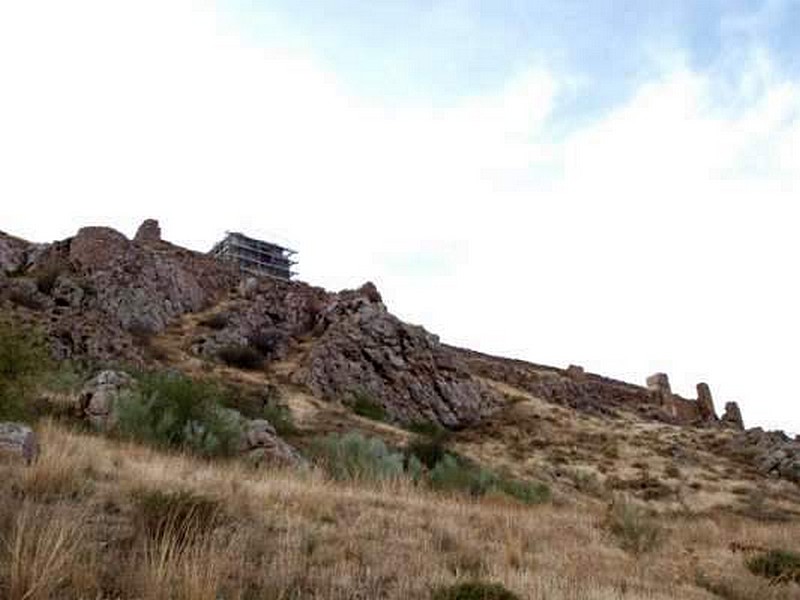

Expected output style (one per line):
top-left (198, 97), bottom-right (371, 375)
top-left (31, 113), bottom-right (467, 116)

top-left (1, 422), bottom-right (799, 599)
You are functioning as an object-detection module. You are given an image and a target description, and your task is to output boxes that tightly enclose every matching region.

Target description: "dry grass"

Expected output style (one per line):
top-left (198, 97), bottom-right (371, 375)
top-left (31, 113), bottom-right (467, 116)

top-left (4, 503), bottom-right (86, 600)
top-left (0, 423), bottom-right (799, 599)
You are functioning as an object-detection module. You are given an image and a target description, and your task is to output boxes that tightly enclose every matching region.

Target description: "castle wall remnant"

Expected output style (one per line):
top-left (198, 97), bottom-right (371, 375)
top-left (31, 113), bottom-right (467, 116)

top-left (696, 383), bottom-right (717, 422)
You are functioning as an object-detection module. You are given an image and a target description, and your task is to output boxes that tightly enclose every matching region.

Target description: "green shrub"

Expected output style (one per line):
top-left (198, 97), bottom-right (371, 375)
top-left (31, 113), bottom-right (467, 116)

top-left (311, 432), bottom-right (404, 482)
top-left (430, 455), bottom-right (494, 497)
top-left (0, 322), bottom-right (50, 421)
top-left (116, 372), bottom-right (243, 457)
top-left (495, 477), bottom-right (551, 505)
top-left (217, 344), bottom-right (263, 370)
top-left (348, 388), bottom-right (386, 421)
top-left (407, 428), bottom-right (449, 469)
top-left (604, 496), bottom-right (664, 555)
top-left (746, 549), bottom-right (800, 585)
top-left (262, 402), bottom-right (297, 436)
top-left (431, 581), bottom-right (521, 600)
top-left (429, 454), bottom-right (550, 505)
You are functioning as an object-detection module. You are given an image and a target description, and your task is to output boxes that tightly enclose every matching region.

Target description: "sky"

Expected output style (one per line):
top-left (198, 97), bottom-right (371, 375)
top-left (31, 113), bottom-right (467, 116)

top-left (1, 1), bottom-right (798, 433)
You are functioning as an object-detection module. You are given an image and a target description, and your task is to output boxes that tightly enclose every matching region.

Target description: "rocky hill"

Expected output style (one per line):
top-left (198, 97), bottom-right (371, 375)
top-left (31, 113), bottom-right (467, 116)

top-left (2, 219), bottom-right (800, 600)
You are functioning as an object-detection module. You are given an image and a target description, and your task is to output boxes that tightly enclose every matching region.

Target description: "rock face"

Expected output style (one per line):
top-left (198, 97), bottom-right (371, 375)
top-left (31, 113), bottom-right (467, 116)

top-left (2, 223), bottom-right (237, 363)
top-left (730, 428), bottom-right (800, 483)
top-left (78, 370), bottom-right (136, 431)
top-left (0, 423), bottom-right (39, 464)
top-left (293, 283), bottom-right (500, 428)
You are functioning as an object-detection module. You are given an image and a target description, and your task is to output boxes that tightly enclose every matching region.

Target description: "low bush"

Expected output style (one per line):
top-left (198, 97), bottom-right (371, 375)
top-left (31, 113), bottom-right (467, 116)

top-left (247, 328), bottom-right (284, 357)
top-left (198, 312), bottom-right (228, 330)
top-left (0, 322), bottom-right (51, 421)
top-left (217, 344), bottom-right (263, 370)
top-left (7, 288), bottom-right (43, 311)
top-left (746, 549), bottom-right (800, 585)
top-left (310, 432), bottom-right (404, 482)
top-left (407, 428), bottom-right (449, 469)
top-left (604, 496), bottom-right (664, 555)
top-left (348, 389), bottom-right (386, 422)
top-left (262, 402), bottom-right (297, 436)
top-left (431, 581), bottom-right (521, 600)
top-left (116, 372), bottom-right (242, 457)
top-left (429, 455), bottom-right (550, 505)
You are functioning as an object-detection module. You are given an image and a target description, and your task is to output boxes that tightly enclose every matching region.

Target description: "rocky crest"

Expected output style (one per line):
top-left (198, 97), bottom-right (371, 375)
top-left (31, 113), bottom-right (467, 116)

top-left (1, 221), bottom-right (501, 429)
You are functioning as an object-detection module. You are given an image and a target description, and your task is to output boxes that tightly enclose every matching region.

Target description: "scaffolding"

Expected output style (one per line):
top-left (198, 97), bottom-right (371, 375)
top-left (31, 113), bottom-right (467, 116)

top-left (210, 231), bottom-right (297, 281)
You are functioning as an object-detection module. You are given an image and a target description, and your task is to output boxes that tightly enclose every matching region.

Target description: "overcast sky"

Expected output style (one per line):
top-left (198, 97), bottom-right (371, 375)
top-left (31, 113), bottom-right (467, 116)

top-left (1, 1), bottom-right (798, 433)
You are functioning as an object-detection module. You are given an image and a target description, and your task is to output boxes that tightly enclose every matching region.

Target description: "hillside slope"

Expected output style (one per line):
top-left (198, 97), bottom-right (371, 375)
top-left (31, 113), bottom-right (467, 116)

top-left (2, 219), bottom-right (800, 599)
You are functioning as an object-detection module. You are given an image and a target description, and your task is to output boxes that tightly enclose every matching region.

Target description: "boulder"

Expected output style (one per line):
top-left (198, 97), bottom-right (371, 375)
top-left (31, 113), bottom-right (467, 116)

top-left (240, 419), bottom-right (303, 466)
top-left (0, 423), bottom-right (39, 464)
top-left (78, 370), bottom-right (136, 431)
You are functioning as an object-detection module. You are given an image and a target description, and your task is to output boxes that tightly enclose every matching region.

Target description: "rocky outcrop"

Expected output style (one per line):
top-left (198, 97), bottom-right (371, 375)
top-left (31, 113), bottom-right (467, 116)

top-left (0, 422), bottom-right (39, 464)
top-left (729, 428), bottom-right (800, 483)
top-left (240, 419), bottom-right (304, 466)
top-left (292, 283), bottom-right (501, 428)
top-left (0, 231), bottom-right (31, 274)
top-left (78, 370), bottom-right (136, 431)
top-left (134, 219), bottom-right (162, 245)
top-left (2, 221), bottom-right (238, 363)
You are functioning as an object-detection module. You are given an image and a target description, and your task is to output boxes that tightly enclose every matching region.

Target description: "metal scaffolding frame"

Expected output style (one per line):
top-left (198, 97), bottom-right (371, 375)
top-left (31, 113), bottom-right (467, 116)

top-left (210, 231), bottom-right (297, 281)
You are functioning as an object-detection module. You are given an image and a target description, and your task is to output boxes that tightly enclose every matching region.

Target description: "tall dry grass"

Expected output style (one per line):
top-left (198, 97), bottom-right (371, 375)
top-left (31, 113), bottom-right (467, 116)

top-left (0, 423), bottom-right (798, 599)
top-left (5, 503), bottom-right (86, 600)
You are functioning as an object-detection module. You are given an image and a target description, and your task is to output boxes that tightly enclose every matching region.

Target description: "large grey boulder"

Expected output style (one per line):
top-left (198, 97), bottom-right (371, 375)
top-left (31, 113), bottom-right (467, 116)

top-left (0, 423), bottom-right (39, 464)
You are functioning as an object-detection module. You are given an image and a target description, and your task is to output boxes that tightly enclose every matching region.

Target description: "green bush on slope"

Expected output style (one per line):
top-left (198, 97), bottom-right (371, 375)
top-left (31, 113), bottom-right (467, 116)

top-left (116, 372), bottom-right (242, 457)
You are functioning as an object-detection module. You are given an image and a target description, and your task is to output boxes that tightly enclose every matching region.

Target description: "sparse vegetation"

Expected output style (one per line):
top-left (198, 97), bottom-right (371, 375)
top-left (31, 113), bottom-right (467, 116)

top-left (0, 321), bottom-right (50, 421)
top-left (310, 432), bottom-right (404, 481)
top-left (603, 495), bottom-right (664, 555)
top-left (198, 312), bottom-right (228, 330)
top-left (348, 388), bottom-right (387, 421)
top-left (429, 454), bottom-right (550, 505)
top-left (116, 372), bottom-right (242, 457)
top-left (431, 581), bottom-right (521, 600)
top-left (746, 549), bottom-right (800, 585)
top-left (217, 344), bottom-right (263, 370)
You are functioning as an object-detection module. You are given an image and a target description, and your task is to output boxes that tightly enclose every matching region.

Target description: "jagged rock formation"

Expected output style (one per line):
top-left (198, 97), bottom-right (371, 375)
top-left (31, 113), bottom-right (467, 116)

top-left (1, 222), bottom-right (236, 362)
top-left (1, 221), bottom-right (501, 429)
top-left (729, 428), bottom-right (800, 483)
top-left (292, 283), bottom-right (499, 428)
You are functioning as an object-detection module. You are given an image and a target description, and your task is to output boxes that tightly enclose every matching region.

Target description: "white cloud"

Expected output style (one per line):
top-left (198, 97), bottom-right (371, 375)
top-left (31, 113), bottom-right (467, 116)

top-left (0, 1), bottom-right (798, 432)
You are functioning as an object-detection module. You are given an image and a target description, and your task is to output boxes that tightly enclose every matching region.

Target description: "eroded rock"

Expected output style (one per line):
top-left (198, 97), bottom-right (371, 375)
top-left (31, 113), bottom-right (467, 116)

top-left (0, 423), bottom-right (39, 464)
top-left (78, 370), bottom-right (136, 431)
